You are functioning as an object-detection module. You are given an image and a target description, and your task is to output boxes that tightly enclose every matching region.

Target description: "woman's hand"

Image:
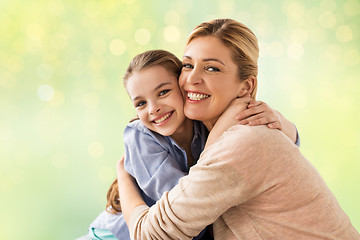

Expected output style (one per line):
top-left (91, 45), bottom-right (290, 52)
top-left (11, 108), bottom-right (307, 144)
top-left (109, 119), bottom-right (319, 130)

top-left (235, 100), bottom-right (298, 143)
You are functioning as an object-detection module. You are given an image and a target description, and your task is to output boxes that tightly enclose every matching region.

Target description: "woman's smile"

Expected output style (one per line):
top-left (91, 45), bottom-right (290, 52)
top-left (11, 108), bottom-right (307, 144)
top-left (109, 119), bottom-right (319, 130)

top-left (186, 91), bottom-right (210, 102)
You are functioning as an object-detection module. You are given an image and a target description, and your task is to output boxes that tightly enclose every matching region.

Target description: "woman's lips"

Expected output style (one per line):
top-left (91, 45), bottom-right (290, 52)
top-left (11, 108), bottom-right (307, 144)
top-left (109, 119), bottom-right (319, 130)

top-left (186, 91), bottom-right (210, 102)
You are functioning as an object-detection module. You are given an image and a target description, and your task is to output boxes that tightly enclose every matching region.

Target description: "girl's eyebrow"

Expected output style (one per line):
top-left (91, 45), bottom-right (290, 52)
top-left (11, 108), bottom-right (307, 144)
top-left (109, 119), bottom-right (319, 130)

top-left (183, 55), bottom-right (225, 66)
top-left (132, 82), bottom-right (171, 101)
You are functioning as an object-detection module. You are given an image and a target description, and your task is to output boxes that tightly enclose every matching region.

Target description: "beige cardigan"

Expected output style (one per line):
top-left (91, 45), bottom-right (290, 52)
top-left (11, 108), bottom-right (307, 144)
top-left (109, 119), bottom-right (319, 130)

top-left (129, 125), bottom-right (359, 239)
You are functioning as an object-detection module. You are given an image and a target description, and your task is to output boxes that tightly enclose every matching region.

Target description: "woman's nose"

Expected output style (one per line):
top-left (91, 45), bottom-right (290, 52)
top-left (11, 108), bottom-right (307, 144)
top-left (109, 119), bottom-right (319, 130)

top-left (186, 68), bottom-right (202, 85)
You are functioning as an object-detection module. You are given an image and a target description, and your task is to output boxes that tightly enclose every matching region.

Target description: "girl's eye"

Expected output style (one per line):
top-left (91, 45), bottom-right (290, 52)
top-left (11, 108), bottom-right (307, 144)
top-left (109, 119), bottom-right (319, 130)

top-left (206, 66), bottom-right (220, 72)
top-left (136, 101), bottom-right (146, 108)
top-left (159, 89), bottom-right (170, 96)
top-left (182, 63), bottom-right (193, 69)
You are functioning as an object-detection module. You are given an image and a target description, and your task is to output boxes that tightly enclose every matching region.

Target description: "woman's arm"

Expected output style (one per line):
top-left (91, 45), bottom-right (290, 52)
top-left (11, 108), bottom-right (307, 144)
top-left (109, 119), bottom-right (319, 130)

top-left (235, 100), bottom-right (299, 144)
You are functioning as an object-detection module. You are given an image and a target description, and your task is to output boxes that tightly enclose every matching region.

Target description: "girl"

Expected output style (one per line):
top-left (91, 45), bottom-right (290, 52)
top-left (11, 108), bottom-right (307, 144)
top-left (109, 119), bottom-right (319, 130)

top-left (89, 49), bottom-right (300, 239)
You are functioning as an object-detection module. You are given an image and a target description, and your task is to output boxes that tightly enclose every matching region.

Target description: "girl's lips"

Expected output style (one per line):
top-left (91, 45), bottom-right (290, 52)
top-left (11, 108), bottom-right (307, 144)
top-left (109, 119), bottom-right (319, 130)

top-left (186, 91), bottom-right (210, 102)
top-left (152, 111), bottom-right (174, 125)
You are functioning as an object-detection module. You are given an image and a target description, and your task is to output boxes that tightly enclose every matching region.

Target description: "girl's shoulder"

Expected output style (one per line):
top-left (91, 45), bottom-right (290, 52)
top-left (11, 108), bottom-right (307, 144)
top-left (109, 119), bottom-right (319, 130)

top-left (124, 119), bottom-right (173, 148)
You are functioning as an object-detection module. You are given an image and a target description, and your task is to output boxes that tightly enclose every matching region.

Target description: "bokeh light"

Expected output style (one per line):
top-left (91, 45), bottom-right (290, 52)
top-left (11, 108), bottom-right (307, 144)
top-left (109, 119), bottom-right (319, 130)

top-left (0, 0), bottom-right (359, 239)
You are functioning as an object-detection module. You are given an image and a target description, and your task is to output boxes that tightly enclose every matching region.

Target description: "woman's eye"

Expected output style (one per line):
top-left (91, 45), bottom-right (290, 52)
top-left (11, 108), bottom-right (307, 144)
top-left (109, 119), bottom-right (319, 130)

top-left (136, 101), bottom-right (146, 107)
top-left (206, 66), bottom-right (220, 72)
top-left (182, 63), bottom-right (193, 69)
top-left (159, 89), bottom-right (170, 96)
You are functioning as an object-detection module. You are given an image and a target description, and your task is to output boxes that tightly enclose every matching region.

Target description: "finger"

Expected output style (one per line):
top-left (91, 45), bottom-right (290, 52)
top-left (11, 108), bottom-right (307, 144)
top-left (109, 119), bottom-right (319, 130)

top-left (247, 114), bottom-right (277, 126)
top-left (235, 107), bottom-right (265, 120)
top-left (240, 113), bottom-right (272, 125)
top-left (267, 121), bottom-right (281, 129)
top-left (248, 100), bottom-right (264, 108)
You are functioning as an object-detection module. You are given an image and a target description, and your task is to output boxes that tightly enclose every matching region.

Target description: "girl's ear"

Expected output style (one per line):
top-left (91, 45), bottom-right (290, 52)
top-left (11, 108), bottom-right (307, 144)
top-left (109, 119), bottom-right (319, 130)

top-left (238, 76), bottom-right (255, 98)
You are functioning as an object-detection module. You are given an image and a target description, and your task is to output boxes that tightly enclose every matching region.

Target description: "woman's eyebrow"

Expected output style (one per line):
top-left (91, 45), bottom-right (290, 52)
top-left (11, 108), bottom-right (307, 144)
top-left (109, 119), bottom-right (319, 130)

top-left (183, 55), bottom-right (225, 66)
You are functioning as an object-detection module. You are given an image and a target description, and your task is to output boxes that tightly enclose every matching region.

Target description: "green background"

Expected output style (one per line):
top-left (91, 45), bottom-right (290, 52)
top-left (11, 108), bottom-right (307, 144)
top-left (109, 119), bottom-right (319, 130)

top-left (1, 0), bottom-right (359, 239)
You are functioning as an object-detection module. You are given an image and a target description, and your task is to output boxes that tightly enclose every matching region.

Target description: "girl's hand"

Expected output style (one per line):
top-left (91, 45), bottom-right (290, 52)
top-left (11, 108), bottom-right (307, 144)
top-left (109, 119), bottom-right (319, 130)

top-left (116, 155), bottom-right (146, 225)
top-left (117, 155), bottom-right (132, 181)
top-left (235, 100), bottom-right (297, 143)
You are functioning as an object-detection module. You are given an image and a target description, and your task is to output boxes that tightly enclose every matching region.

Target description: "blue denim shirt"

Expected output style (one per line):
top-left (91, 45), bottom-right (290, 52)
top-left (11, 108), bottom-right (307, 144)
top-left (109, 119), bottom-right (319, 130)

top-left (90, 119), bottom-right (208, 240)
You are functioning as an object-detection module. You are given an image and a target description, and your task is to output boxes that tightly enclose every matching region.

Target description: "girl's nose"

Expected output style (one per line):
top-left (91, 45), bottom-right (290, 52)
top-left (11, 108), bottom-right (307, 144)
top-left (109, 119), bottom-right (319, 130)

top-left (149, 102), bottom-right (160, 115)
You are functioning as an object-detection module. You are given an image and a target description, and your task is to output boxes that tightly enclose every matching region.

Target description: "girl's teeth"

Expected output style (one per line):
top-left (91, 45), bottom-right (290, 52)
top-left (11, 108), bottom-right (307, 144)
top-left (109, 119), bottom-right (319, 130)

top-left (154, 112), bottom-right (171, 124)
top-left (187, 92), bottom-right (210, 100)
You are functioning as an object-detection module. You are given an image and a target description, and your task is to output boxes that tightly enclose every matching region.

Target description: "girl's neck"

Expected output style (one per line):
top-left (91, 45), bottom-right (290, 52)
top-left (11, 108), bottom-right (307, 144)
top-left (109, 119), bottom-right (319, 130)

top-left (202, 116), bottom-right (219, 131)
top-left (171, 117), bottom-right (194, 149)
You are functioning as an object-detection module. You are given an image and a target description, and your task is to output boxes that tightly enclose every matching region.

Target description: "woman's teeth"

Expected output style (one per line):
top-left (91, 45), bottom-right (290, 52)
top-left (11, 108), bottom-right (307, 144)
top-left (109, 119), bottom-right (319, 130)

top-left (187, 92), bottom-right (210, 101)
top-left (154, 112), bottom-right (172, 124)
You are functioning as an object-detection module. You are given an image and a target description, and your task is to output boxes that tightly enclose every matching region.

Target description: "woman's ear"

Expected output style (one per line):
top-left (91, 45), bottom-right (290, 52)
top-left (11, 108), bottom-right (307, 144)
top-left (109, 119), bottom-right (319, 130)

top-left (238, 76), bottom-right (256, 98)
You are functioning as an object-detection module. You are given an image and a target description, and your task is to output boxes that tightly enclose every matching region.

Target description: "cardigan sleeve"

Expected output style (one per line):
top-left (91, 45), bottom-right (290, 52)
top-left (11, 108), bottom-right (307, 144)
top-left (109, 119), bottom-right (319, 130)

top-left (128, 125), bottom-right (287, 239)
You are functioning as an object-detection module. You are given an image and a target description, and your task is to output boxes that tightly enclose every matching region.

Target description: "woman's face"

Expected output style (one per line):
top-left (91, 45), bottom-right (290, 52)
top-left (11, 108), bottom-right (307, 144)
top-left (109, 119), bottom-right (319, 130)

top-left (126, 65), bottom-right (186, 136)
top-left (179, 36), bottom-right (244, 128)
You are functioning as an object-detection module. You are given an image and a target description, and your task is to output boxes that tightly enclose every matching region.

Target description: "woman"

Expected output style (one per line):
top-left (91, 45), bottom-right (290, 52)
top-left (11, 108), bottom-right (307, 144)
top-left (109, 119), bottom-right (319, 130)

top-left (117, 19), bottom-right (359, 239)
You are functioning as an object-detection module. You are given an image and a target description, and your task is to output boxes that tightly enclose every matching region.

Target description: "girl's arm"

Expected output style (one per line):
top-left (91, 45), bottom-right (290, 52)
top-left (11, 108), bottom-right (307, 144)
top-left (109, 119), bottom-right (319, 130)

top-left (117, 156), bottom-right (145, 224)
top-left (206, 98), bottom-right (300, 148)
top-left (235, 100), bottom-right (299, 144)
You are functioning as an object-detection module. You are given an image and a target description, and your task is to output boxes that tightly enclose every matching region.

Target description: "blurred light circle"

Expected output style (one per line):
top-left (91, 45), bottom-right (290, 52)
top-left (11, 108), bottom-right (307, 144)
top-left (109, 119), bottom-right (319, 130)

top-left (135, 28), bottom-right (151, 45)
top-left (88, 141), bottom-right (104, 158)
top-left (109, 39), bottom-right (126, 56)
top-left (318, 11), bottom-right (336, 29)
top-left (287, 43), bottom-right (304, 60)
top-left (336, 25), bottom-right (353, 43)
top-left (37, 84), bottom-right (55, 101)
top-left (163, 26), bottom-right (180, 42)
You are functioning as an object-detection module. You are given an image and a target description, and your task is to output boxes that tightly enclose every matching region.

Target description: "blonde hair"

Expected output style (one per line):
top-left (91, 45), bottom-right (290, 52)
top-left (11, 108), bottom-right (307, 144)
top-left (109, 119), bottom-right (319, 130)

top-left (187, 19), bottom-right (259, 99)
top-left (106, 50), bottom-right (182, 214)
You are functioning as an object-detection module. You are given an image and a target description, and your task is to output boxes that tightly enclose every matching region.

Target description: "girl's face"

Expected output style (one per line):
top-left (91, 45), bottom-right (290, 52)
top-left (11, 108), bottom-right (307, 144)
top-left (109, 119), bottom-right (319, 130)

top-left (126, 65), bottom-right (186, 136)
top-left (179, 36), bottom-right (245, 128)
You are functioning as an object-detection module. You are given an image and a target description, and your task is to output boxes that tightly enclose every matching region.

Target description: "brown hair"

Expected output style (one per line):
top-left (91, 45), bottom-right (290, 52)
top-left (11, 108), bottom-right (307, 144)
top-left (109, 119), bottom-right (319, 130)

top-left (187, 19), bottom-right (259, 99)
top-left (106, 50), bottom-right (182, 214)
